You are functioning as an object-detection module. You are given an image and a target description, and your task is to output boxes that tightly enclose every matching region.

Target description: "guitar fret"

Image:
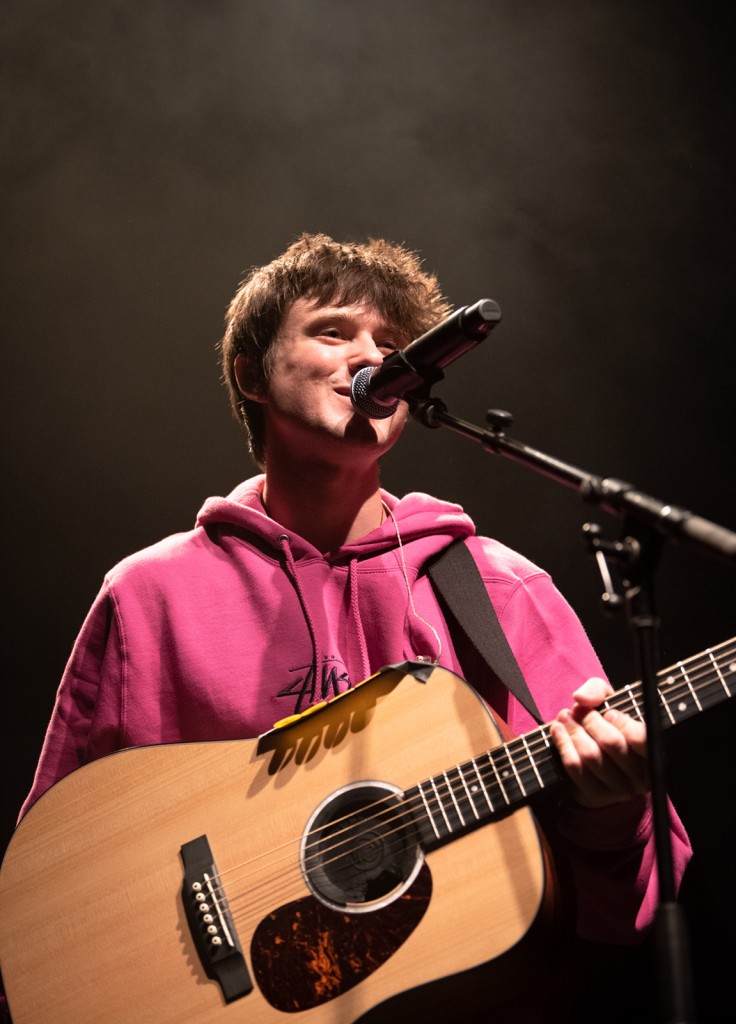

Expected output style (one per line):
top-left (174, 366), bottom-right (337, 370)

top-left (620, 683), bottom-right (644, 721)
top-left (659, 666), bottom-right (700, 725)
top-left (470, 757), bottom-right (495, 813)
top-left (520, 734), bottom-right (543, 790)
top-left (658, 676), bottom-right (677, 725)
top-left (429, 777), bottom-right (452, 834)
top-left (416, 781), bottom-right (441, 841)
top-left (536, 727), bottom-right (559, 778)
top-left (486, 750), bottom-right (511, 805)
top-left (709, 649), bottom-right (731, 696)
top-left (443, 771), bottom-right (466, 827)
top-left (679, 661), bottom-right (702, 712)
top-left (453, 766), bottom-right (482, 819)
top-left (455, 763), bottom-right (481, 820)
top-left (529, 738), bottom-right (557, 792)
top-left (489, 746), bottom-right (526, 804)
top-left (506, 745), bottom-right (527, 797)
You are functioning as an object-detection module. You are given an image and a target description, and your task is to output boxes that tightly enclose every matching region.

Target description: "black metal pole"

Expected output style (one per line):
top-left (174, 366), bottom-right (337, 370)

top-left (618, 519), bottom-right (696, 1023)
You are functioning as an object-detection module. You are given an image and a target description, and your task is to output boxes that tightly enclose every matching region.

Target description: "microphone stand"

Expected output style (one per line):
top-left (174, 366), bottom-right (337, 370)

top-left (409, 395), bottom-right (736, 1024)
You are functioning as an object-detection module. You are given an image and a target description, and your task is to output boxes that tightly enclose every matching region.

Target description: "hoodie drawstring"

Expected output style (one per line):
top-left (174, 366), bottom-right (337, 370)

top-left (348, 558), bottom-right (371, 681)
top-left (277, 504), bottom-right (443, 693)
top-left (277, 534), bottom-right (323, 687)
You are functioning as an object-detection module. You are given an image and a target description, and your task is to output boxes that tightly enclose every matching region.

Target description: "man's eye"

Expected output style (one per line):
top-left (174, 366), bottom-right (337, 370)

top-left (320, 327), bottom-right (342, 339)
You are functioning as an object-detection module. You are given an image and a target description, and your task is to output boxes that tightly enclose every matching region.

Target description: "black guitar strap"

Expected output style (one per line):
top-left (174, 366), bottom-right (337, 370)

top-left (426, 538), bottom-right (543, 724)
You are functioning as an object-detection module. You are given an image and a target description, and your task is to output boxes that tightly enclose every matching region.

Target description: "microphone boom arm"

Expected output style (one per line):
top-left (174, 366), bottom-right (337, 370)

top-left (411, 397), bottom-right (736, 565)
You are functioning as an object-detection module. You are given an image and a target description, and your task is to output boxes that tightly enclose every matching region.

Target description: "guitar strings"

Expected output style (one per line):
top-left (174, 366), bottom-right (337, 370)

top-left (214, 663), bottom-right (736, 929)
top-left (214, 638), bottom-right (736, 924)
top-left (208, 637), bottom-right (736, 922)
top-left (200, 638), bottom-right (736, 926)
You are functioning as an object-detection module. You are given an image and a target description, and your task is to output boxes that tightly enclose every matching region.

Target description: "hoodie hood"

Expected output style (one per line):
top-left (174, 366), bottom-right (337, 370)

top-left (196, 474), bottom-right (475, 565)
top-left (181, 474), bottom-right (476, 723)
top-left (56, 474), bottom-right (491, 765)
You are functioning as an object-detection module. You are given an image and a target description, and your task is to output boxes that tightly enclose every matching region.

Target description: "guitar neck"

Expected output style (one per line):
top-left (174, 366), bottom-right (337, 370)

top-left (407, 637), bottom-right (736, 850)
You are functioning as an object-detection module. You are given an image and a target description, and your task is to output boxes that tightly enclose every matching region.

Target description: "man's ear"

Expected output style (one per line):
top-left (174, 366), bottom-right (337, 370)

top-left (234, 354), bottom-right (267, 403)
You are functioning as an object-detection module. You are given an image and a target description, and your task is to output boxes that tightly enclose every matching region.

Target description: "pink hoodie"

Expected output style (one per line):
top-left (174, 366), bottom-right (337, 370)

top-left (20, 475), bottom-right (691, 942)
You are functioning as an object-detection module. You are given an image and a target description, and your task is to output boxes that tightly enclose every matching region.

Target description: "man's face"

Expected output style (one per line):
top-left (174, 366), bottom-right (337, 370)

top-left (256, 297), bottom-right (410, 464)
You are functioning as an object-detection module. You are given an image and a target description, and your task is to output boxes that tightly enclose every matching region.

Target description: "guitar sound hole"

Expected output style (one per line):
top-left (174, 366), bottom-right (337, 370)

top-left (301, 781), bottom-right (423, 913)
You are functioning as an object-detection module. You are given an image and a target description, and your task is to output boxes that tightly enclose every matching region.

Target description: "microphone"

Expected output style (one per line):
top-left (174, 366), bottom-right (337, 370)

top-left (350, 298), bottom-right (502, 418)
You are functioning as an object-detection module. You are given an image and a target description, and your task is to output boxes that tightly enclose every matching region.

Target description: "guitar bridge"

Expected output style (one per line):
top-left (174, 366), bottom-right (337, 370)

top-left (180, 834), bottom-right (253, 1003)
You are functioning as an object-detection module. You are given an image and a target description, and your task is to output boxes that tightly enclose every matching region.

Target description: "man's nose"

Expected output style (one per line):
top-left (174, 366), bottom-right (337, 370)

top-left (349, 331), bottom-right (386, 370)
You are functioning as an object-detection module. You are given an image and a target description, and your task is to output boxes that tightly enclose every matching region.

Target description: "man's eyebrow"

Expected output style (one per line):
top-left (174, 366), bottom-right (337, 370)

top-left (306, 310), bottom-right (357, 324)
top-left (305, 310), bottom-right (393, 331)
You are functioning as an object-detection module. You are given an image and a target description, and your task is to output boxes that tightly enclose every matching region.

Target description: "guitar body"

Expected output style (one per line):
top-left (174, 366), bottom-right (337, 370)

top-left (0, 665), bottom-right (562, 1024)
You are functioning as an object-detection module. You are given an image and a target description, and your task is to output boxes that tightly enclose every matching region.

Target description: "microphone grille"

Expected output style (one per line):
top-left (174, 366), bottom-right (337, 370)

top-left (350, 368), bottom-right (400, 419)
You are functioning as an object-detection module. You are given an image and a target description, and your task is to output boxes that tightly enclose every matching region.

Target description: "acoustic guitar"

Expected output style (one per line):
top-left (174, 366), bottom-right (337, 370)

top-left (1, 638), bottom-right (733, 1023)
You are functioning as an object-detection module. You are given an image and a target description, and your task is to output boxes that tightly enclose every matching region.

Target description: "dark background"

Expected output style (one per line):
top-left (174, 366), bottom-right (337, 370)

top-left (2, 2), bottom-right (734, 1020)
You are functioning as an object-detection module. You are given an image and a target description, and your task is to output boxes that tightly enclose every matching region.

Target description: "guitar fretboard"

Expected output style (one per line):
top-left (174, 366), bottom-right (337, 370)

top-left (406, 637), bottom-right (736, 851)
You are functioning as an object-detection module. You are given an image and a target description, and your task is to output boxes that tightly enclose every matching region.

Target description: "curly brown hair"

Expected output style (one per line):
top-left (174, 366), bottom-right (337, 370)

top-left (220, 232), bottom-right (452, 466)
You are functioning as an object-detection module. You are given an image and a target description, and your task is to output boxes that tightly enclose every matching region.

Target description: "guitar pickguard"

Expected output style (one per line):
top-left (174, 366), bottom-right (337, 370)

top-left (251, 863), bottom-right (432, 1012)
